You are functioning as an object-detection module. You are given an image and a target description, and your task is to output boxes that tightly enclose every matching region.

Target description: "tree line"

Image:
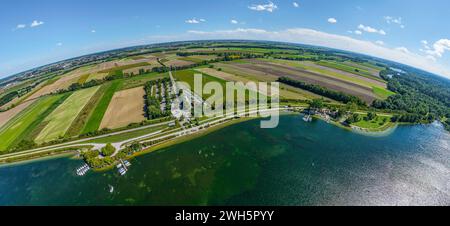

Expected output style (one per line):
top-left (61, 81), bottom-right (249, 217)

top-left (277, 77), bottom-right (366, 106)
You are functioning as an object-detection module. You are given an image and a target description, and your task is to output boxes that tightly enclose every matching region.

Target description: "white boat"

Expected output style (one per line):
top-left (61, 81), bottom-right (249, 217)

top-left (108, 185), bottom-right (114, 193)
top-left (76, 164), bottom-right (90, 176)
top-left (303, 114), bottom-right (312, 122)
top-left (123, 160), bottom-right (131, 167)
top-left (118, 167), bottom-right (127, 176)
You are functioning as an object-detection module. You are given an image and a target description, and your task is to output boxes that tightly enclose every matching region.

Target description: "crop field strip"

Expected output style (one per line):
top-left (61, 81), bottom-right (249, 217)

top-left (97, 62), bottom-right (151, 74)
top-left (0, 99), bottom-right (37, 128)
top-left (0, 94), bottom-right (68, 151)
top-left (65, 84), bottom-right (110, 137)
top-left (229, 60), bottom-right (378, 103)
top-left (34, 86), bottom-right (100, 143)
top-left (81, 80), bottom-right (122, 134)
top-left (212, 62), bottom-right (323, 100)
top-left (316, 61), bottom-right (386, 83)
top-left (260, 59), bottom-right (387, 89)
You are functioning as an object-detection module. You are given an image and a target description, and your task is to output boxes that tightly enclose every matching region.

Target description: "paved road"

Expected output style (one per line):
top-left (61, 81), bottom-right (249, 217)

top-left (0, 120), bottom-right (173, 160)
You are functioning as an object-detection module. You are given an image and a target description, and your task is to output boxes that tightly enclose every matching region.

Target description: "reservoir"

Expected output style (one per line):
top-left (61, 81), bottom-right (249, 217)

top-left (0, 115), bottom-right (449, 205)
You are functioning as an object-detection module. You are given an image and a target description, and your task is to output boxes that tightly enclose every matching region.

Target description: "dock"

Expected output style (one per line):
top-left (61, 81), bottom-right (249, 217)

top-left (76, 164), bottom-right (90, 176)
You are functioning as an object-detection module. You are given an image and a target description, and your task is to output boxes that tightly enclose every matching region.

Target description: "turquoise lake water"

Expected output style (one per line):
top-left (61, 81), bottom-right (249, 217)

top-left (0, 115), bottom-right (449, 205)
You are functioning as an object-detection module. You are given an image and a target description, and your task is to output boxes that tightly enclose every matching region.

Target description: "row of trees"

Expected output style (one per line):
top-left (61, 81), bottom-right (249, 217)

top-left (278, 77), bottom-right (366, 106)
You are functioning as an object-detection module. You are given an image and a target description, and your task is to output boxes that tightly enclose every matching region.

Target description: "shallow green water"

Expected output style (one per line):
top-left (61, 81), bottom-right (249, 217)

top-left (0, 115), bottom-right (449, 205)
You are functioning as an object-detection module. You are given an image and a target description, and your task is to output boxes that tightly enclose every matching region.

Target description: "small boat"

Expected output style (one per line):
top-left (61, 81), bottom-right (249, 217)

top-left (302, 114), bottom-right (312, 122)
top-left (76, 164), bottom-right (90, 176)
top-left (123, 160), bottom-right (131, 167)
top-left (118, 167), bottom-right (127, 176)
top-left (108, 185), bottom-right (114, 193)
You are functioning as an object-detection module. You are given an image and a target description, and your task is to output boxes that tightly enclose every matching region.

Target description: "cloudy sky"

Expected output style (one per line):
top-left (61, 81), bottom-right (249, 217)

top-left (1, 0), bottom-right (450, 78)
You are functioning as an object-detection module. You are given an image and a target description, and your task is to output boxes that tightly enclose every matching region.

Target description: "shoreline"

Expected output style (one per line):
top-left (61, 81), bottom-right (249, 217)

top-left (0, 111), bottom-right (429, 169)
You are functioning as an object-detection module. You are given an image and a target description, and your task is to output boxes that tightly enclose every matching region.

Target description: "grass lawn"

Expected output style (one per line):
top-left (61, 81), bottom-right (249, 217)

top-left (353, 114), bottom-right (392, 130)
top-left (82, 81), bottom-right (121, 134)
top-left (82, 124), bottom-right (168, 144)
top-left (0, 94), bottom-right (67, 152)
top-left (373, 86), bottom-right (395, 99)
top-left (35, 86), bottom-right (100, 143)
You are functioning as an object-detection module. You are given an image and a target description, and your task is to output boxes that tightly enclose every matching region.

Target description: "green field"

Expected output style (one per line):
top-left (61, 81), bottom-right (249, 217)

top-left (373, 86), bottom-right (395, 99)
top-left (317, 61), bottom-right (385, 82)
top-left (0, 95), bottom-right (67, 151)
top-left (35, 86), bottom-right (100, 143)
top-left (81, 81), bottom-right (121, 134)
top-left (120, 72), bottom-right (169, 90)
top-left (83, 124), bottom-right (168, 144)
top-left (172, 69), bottom-right (227, 100)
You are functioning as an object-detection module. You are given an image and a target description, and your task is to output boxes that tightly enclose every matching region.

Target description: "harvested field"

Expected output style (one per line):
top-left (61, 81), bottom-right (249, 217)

top-left (100, 86), bottom-right (146, 129)
top-left (164, 59), bottom-right (194, 67)
top-left (230, 61), bottom-right (378, 103)
top-left (123, 65), bottom-right (157, 76)
top-left (213, 63), bottom-right (314, 100)
top-left (257, 59), bottom-right (387, 88)
top-left (0, 99), bottom-right (36, 129)
top-left (25, 74), bottom-right (78, 100)
top-left (35, 86), bottom-right (100, 143)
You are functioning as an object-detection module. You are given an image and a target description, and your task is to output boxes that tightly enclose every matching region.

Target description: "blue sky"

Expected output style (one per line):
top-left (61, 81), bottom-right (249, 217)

top-left (1, 0), bottom-right (450, 78)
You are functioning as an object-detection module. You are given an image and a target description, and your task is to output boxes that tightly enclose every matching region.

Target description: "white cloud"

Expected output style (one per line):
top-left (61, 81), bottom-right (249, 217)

top-left (178, 28), bottom-right (450, 78)
top-left (354, 30), bottom-right (362, 35)
top-left (248, 1), bottom-right (278, 12)
top-left (357, 24), bottom-right (386, 35)
top-left (91, 29), bottom-right (96, 33)
top-left (421, 40), bottom-right (428, 45)
top-left (30, 20), bottom-right (44, 27)
top-left (16, 24), bottom-right (26, 29)
top-left (384, 16), bottom-right (404, 28)
top-left (395, 46), bottom-right (410, 54)
top-left (425, 39), bottom-right (450, 58)
top-left (327, 18), bottom-right (337, 24)
top-left (375, 40), bottom-right (384, 45)
top-left (185, 18), bottom-right (206, 24)
top-left (293, 2), bottom-right (299, 8)
top-left (231, 19), bottom-right (238, 24)
top-left (56, 42), bottom-right (63, 46)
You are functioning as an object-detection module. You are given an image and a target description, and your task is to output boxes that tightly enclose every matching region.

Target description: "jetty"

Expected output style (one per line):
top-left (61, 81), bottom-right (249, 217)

top-left (117, 159), bottom-right (131, 176)
top-left (76, 164), bottom-right (90, 176)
